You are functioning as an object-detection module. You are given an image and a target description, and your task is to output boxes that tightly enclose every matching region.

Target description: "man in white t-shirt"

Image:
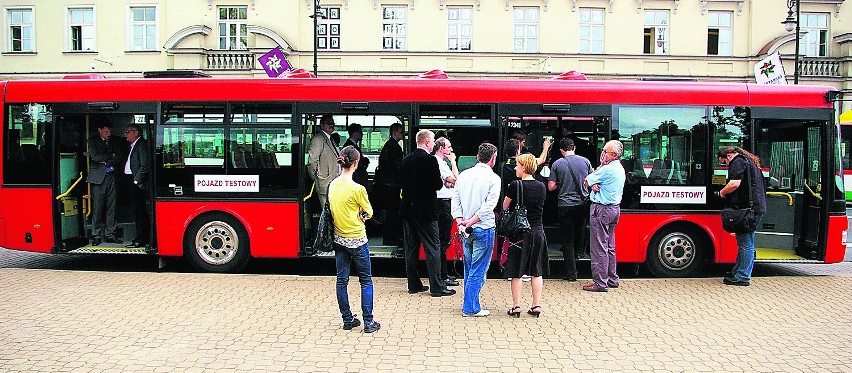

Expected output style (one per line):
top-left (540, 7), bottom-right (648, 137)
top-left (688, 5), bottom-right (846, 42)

top-left (433, 137), bottom-right (460, 287)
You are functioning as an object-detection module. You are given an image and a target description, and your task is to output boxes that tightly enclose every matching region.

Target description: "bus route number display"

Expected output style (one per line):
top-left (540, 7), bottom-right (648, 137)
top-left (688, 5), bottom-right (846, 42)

top-left (640, 186), bottom-right (706, 204)
top-left (195, 175), bottom-right (260, 193)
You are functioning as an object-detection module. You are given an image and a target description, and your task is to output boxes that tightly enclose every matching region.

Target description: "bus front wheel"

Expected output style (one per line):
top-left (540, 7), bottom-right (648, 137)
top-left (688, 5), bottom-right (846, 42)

top-left (184, 213), bottom-right (250, 273)
top-left (645, 225), bottom-right (707, 278)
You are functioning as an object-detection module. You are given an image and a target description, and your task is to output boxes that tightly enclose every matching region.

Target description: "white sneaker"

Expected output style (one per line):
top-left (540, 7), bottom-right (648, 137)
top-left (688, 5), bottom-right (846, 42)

top-left (521, 275), bottom-right (532, 282)
top-left (462, 309), bottom-right (491, 317)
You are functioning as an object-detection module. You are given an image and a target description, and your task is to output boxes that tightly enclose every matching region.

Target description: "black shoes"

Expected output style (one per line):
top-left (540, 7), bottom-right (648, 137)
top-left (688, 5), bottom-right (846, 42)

top-left (363, 321), bottom-right (381, 333)
top-left (104, 237), bottom-right (122, 244)
top-left (91, 238), bottom-right (101, 246)
top-left (430, 289), bottom-right (456, 297)
top-left (444, 278), bottom-right (460, 286)
top-left (723, 276), bottom-right (750, 286)
top-left (408, 285), bottom-right (429, 294)
top-left (342, 317), bottom-right (361, 330)
top-left (125, 241), bottom-right (147, 248)
top-left (563, 276), bottom-right (577, 282)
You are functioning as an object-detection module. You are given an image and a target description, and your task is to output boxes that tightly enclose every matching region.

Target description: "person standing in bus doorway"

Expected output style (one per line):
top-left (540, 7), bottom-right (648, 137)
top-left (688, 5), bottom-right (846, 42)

top-left (308, 115), bottom-right (341, 208)
top-left (124, 123), bottom-right (151, 248)
top-left (582, 140), bottom-right (626, 292)
top-left (453, 142), bottom-right (501, 317)
top-left (717, 146), bottom-right (767, 287)
top-left (329, 145), bottom-right (381, 333)
top-left (375, 123), bottom-right (404, 247)
top-left (400, 129), bottom-right (455, 297)
top-left (433, 137), bottom-right (460, 287)
top-left (343, 123), bottom-right (370, 187)
top-left (86, 122), bottom-right (125, 246)
top-left (548, 138), bottom-right (592, 282)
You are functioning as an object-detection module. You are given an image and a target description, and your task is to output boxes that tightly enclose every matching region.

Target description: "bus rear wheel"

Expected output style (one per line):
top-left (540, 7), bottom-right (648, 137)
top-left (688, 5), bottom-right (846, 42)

top-left (184, 213), bottom-right (250, 273)
top-left (645, 226), bottom-right (707, 278)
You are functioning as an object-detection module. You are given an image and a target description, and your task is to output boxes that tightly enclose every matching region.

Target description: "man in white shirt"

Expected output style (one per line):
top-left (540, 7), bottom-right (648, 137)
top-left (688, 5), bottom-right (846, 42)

top-left (452, 142), bottom-right (501, 317)
top-left (434, 137), bottom-right (459, 287)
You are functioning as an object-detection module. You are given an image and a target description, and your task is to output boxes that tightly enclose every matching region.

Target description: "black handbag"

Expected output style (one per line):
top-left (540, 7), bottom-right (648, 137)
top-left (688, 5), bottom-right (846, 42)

top-left (721, 158), bottom-right (758, 234)
top-left (313, 184), bottom-right (335, 252)
top-left (497, 180), bottom-right (531, 237)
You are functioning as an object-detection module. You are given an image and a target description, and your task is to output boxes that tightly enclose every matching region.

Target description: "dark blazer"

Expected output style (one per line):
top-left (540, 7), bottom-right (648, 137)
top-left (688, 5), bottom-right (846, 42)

top-left (128, 138), bottom-right (151, 191)
top-left (375, 138), bottom-right (403, 187)
top-left (344, 138), bottom-right (370, 186)
top-left (86, 134), bottom-right (125, 184)
top-left (399, 148), bottom-right (443, 220)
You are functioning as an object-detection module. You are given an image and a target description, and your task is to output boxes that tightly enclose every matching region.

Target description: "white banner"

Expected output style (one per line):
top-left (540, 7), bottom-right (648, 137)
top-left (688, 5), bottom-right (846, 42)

top-left (195, 175), bottom-right (260, 192)
top-left (754, 52), bottom-right (787, 85)
top-left (640, 186), bottom-right (707, 204)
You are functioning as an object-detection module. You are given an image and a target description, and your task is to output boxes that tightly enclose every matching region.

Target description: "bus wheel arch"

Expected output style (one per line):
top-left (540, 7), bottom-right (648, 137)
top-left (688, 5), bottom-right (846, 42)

top-left (183, 211), bottom-right (250, 273)
top-left (644, 222), bottom-right (710, 278)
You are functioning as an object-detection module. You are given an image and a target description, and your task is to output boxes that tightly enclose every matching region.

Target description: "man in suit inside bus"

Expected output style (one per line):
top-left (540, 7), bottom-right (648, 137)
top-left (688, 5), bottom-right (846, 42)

top-left (86, 122), bottom-right (125, 246)
top-left (375, 122), bottom-right (405, 246)
top-left (124, 123), bottom-right (151, 248)
top-left (400, 129), bottom-right (455, 297)
top-left (308, 115), bottom-right (341, 207)
top-left (343, 122), bottom-right (370, 186)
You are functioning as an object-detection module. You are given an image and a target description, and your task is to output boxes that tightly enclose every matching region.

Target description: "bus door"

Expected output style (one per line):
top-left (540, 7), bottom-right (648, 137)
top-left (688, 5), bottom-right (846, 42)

top-left (51, 103), bottom-right (157, 253)
top-left (498, 103), bottom-right (610, 258)
top-left (753, 110), bottom-right (832, 261)
top-left (299, 102), bottom-right (414, 257)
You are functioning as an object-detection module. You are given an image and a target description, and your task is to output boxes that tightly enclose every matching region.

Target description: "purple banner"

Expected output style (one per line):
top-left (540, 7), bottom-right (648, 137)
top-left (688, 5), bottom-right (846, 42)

top-left (258, 47), bottom-right (291, 78)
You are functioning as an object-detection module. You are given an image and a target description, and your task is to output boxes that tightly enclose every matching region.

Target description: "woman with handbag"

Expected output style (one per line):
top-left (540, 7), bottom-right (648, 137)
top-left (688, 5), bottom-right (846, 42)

top-left (501, 154), bottom-right (549, 317)
top-left (328, 145), bottom-right (380, 333)
top-left (717, 146), bottom-right (767, 287)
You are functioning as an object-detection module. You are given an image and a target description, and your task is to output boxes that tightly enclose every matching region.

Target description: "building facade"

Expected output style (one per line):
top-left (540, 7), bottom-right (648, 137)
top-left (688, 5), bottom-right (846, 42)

top-left (0, 1), bottom-right (849, 94)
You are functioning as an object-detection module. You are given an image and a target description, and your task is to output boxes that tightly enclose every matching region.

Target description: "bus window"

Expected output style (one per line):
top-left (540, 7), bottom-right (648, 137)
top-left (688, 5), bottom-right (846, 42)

top-left (4, 103), bottom-right (52, 184)
top-left (229, 103), bottom-right (298, 195)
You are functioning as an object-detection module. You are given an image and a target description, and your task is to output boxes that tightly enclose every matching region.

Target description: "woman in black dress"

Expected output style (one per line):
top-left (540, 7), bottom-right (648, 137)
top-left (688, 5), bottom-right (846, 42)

top-left (502, 154), bottom-right (549, 317)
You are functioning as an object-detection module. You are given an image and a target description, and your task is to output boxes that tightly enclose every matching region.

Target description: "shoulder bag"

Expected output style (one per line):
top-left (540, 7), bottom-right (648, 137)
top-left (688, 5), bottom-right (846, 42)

top-left (496, 180), bottom-right (531, 237)
top-left (721, 158), bottom-right (758, 234)
top-left (313, 186), bottom-right (335, 252)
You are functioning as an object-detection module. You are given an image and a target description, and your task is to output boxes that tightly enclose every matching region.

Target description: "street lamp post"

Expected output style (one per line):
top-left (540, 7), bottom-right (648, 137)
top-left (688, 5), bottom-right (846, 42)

top-left (782, 0), bottom-right (801, 84)
top-left (310, 0), bottom-right (326, 76)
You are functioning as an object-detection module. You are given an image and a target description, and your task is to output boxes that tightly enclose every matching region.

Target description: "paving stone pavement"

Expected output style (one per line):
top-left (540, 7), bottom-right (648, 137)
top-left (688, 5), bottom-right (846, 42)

top-left (1, 261), bottom-right (851, 372)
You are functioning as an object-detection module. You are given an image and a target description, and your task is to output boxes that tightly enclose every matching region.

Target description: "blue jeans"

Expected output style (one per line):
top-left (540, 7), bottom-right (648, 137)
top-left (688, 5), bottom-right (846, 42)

top-left (462, 227), bottom-right (494, 315)
top-left (335, 242), bottom-right (374, 324)
top-left (732, 214), bottom-right (763, 282)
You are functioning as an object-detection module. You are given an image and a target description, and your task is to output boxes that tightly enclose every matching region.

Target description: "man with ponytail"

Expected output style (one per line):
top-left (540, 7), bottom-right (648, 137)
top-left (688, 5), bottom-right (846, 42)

top-left (716, 146), bottom-right (767, 286)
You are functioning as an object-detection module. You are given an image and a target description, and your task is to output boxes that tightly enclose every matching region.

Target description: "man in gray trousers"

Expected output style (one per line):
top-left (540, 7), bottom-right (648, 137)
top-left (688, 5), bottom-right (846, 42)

top-left (582, 140), bottom-right (626, 292)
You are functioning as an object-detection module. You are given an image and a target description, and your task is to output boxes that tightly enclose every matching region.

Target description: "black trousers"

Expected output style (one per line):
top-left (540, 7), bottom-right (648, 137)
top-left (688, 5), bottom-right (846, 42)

top-left (90, 174), bottom-right (118, 239)
top-left (402, 216), bottom-right (444, 293)
top-left (436, 198), bottom-right (453, 279)
top-left (129, 178), bottom-right (151, 245)
top-left (380, 185), bottom-right (403, 245)
top-left (558, 204), bottom-right (587, 278)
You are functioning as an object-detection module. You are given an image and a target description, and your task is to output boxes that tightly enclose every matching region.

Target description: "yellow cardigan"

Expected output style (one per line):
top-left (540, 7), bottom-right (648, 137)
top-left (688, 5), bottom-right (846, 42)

top-left (328, 178), bottom-right (374, 238)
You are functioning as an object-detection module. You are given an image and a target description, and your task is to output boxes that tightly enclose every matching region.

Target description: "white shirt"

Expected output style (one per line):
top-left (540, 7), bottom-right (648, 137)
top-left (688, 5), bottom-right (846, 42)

top-left (124, 138), bottom-right (139, 175)
top-left (436, 155), bottom-right (454, 199)
top-left (452, 163), bottom-right (501, 229)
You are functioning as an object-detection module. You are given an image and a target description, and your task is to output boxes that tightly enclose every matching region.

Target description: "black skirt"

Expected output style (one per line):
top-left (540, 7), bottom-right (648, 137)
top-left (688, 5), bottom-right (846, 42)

top-left (503, 226), bottom-right (550, 278)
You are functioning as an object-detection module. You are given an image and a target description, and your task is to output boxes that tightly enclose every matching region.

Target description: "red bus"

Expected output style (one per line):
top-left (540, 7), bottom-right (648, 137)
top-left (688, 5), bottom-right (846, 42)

top-left (0, 76), bottom-right (846, 275)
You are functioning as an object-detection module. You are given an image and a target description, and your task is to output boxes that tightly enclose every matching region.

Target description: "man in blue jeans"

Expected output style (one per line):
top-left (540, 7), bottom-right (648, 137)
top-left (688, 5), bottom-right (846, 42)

top-left (452, 143), bottom-right (501, 317)
top-left (717, 146), bottom-right (767, 286)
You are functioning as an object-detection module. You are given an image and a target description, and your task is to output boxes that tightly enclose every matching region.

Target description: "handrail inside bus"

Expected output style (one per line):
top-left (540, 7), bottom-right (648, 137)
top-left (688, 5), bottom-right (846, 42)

top-left (303, 182), bottom-right (315, 202)
top-left (55, 172), bottom-right (84, 200)
top-left (803, 180), bottom-right (823, 201)
top-left (766, 191), bottom-right (793, 206)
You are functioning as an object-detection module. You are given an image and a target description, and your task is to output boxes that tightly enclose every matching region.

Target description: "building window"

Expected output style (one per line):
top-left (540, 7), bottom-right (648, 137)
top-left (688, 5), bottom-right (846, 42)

top-left (578, 8), bottom-right (604, 54)
top-left (68, 7), bottom-right (95, 52)
top-left (129, 6), bottom-right (156, 51)
top-left (7, 7), bottom-right (34, 52)
top-left (513, 7), bottom-right (538, 53)
top-left (799, 13), bottom-right (828, 57)
top-left (218, 6), bottom-right (247, 50)
top-left (447, 6), bottom-right (472, 51)
top-left (643, 10), bottom-right (668, 55)
top-left (382, 6), bottom-right (406, 50)
top-left (317, 6), bottom-right (340, 50)
top-left (707, 11), bottom-right (732, 56)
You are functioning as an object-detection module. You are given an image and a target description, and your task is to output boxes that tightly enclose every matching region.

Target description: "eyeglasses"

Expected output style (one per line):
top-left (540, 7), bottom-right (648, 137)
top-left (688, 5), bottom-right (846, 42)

top-left (125, 129), bottom-right (138, 133)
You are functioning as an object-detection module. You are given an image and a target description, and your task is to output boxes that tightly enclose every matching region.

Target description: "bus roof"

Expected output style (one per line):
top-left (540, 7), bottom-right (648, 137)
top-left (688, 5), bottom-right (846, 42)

top-left (1, 77), bottom-right (836, 109)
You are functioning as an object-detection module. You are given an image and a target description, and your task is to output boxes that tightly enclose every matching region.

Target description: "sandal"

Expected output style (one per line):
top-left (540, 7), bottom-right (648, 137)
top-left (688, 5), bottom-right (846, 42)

top-left (527, 305), bottom-right (542, 318)
top-left (507, 306), bottom-right (521, 318)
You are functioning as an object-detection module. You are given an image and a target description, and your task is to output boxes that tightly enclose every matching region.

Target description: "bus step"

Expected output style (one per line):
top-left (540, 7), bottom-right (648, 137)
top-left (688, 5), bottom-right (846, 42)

top-left (68, 246), bottom-right (148, 255)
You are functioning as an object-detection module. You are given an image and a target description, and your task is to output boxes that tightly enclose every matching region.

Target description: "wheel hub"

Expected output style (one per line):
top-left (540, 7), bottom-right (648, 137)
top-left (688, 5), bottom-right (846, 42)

top-left (657, 232), bottom-right (695, 271)
top-left (195, 221), bottom-right (239, 265)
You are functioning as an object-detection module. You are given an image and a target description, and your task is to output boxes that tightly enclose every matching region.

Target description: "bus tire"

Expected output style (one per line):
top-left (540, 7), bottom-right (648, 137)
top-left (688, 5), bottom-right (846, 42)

top-left (184, 213), bottom-right (250, 273)
top-left (645, 225), bottom-right (707, 278)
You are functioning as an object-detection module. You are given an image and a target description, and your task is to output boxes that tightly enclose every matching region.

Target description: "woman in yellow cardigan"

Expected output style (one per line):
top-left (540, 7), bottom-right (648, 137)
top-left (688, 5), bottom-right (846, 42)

top-left (329, 145), bottom-right (380, 333)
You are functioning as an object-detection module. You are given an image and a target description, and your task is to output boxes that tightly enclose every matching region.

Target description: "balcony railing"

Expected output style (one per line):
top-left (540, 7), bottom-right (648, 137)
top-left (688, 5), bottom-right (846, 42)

top-left (799, 57), bottom-right (842, 78)
top-left (205, 51), bottom-right (255, 70)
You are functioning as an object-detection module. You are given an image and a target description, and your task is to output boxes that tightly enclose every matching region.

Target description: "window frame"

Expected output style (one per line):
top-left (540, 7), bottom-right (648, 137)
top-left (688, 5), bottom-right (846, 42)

top-left (578, 8), bottom-right (604, 54)
top-left (707, 10), bottom-right (732, 56)
top-left (5, 6), bottom-right (35, 53)
top-left (382, 5), bottom-right (407, 50)
top-left (127, 4), bottom-right (158, 52)
top-left (799, 12), bottom-right (829, 57)
top-left (217, 6), bottom-right (248, 50)
top-left (643, 10), bottom-right (669, 55)
top-left (447, 6), bottom-right (472, 52)
top-left (317, 6), bottom-right (341, 50)
top-left (512, 7), bottom-right (539, 53)
top-left (66, 6), bottom-right (96, 52)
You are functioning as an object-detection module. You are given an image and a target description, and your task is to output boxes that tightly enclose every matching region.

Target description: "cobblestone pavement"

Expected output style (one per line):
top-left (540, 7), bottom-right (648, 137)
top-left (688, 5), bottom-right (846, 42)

top-left (1, 249), bottom-right (851, 372)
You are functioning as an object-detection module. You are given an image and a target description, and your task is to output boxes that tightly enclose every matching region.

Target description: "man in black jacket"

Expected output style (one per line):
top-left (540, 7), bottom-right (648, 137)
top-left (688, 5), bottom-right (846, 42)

top-left (400, 129), bottom-right (455, 297)
top-left (343, 123), bottom-right (369, 186)
top-left (375, 123), bottom-right (404, 246)
top-left (123, 123), bottom-right (151, 248)
top-left (86, 122), bottom-right (125, 246)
